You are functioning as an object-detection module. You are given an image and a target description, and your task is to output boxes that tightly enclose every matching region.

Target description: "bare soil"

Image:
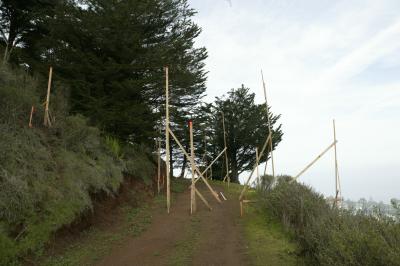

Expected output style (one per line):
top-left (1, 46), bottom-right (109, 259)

top-left (45, 178), bottom-right (153, 255)
top-left (96, 182), bottom-right (249, 266)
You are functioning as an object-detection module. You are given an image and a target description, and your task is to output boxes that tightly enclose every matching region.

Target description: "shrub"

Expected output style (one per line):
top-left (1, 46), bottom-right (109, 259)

top-left (123, 144), bottom-right (156, 185)
top-left (105, 135), bottom-right (124, 159)
top-left (0, 64), bottom-right (154, 264)
top-left (259, 177), bottom-right (400, 266)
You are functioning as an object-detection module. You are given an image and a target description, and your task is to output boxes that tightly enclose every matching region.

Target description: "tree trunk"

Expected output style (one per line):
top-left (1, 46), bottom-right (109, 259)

top-left (3, 44), bottom-right (9, 63)
top-left (179, 151), bottom-right (187, 178)
top-left (231, 152), bottom-right (239, 183)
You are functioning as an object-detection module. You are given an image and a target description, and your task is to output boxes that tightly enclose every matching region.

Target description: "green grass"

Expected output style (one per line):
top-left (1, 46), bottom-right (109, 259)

top-left (41, 198), bottom-right (159, 266)
top-left (219, 180), bottom-right (302, 265)
top-left (241, 204), bottom-right (303, 266)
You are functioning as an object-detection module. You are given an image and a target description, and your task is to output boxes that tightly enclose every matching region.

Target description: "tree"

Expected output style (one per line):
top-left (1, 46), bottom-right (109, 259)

top-left (14, 0), bottom-right (207, 146)
top-left (207, 85), bottom-right (283, 182)
top-left (171, 103), bottom-right (214, 178)
top-left (0, 0), bottom-right (58, 62)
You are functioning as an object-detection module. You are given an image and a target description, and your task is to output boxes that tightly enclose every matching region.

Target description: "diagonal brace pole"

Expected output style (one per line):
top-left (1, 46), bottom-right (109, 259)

top-left (293, 140), bottom-right (338, 181)
top-left (239, 133), bottom-right (272, 200)
top-left (194, 148), bottom-right (226, 185)
top-left (195, 187), bottom-right (212, 210)
top-left (169, 128), bottom-right (222, 203)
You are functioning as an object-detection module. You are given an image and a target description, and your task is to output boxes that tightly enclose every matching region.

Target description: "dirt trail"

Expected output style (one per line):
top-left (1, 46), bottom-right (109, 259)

top-left (97, 183), bottom-right (248, 266)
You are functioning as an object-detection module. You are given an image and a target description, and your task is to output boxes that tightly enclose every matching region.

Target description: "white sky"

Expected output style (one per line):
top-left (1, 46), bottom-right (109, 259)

top-left (188, 0), bottom-right (400, 202)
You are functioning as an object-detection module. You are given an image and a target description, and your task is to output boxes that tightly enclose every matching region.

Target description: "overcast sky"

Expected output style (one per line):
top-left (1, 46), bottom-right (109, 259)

top-left (188, 0), bottom-right (400, 202)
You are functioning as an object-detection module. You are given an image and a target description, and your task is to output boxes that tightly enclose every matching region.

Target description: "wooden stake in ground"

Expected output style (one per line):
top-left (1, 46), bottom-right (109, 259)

top-left (333, 119), bottom-right (342, 207)
top-left (261, 70), bottom-right (275, 177)
top-left (256, 147), bottom-right (260, 188)
top-left (29, 106), bottom-right (35, 128)
top-left (239, 133), bottom-right (272, 201)
top-left (44, 66), bottom-right (53, 127)
top-left (157, 130), bottom-right (161, 194)
top-left (165, 66), bottom-right (171, 213)
top-left (240, 199), bottom-right (257, 217)
top-left (168, 128), bottom-right (221, 203)
top-left (203, 136), bottom-right (208, 179)
top-left (222, 112), bottom-right (230, 187)
top-left (189, 120), bottom-right (197, 214)
top-left (293, 140), bottom-right (337, 181)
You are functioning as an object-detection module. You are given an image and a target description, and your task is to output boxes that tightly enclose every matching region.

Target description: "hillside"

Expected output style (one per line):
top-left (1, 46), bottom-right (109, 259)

top-left (0, 64), bottom-right (157, 265)
top-left (1, 1), bottom-right (400, 265)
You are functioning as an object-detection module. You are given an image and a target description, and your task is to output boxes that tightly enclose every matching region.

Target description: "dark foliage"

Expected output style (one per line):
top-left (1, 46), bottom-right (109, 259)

top-left (205, 86), bottom-right (283, 182)
top-left (1, 0), bottom-right (207, 144)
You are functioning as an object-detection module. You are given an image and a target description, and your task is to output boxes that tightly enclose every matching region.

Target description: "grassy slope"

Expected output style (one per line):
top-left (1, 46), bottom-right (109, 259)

top-left (42, 194), bottom-right (163, 266)
top-left (242, 205), bottom-right (302, 266)
top-left (0, 64), bottom-right (156, 265)
top-left (225, 182), bottom-right (302, 266)
top-left (41, 178), bottom-right (189, 266)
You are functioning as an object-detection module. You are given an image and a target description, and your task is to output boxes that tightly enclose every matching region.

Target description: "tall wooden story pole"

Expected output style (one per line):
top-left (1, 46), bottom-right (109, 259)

top-left (44, 66), bottom-right (53, 127)
top-left (261, 70), bottom-right (275, 177)
top-left (333, 119), bottom-right (341, 207)
top-left (222, 112), bottom-right (230, 187)
top-left (157, 128), bottom-right (161, 194)
top-left (204, 136), bottom-right (208, 179)
top-left (165, 66), bottom-right (171, 213)
top-left (256, 147), bottom-right (260, 188)
top-left (189, 121), bottom-right (196, 214)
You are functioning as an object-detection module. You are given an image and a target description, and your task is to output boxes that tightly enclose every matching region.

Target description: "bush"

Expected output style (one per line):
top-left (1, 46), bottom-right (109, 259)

top-left (0, 64), bottom-right (155, 264)
top-left (123, 144), bottom-right (156, 185)
top-left (259, 177), bottom-right (400, 266)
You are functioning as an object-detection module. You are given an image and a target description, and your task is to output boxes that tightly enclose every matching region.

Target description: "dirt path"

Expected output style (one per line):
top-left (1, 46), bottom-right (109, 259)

top-left (96, 183), bottom-right (248, 266)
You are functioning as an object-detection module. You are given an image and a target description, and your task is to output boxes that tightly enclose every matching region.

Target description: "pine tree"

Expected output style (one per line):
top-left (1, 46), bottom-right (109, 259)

top-left (209, 85), bottom-right (283, 182)
top-left (0, 0), bottom-right (58, 62)
top-left (15, 0), bottom-right (207, 145)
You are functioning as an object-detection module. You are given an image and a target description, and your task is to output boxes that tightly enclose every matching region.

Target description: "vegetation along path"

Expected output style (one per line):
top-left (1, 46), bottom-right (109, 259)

top-left (95, 181), bottom-right (301, 266)
top-left (44, 180), bottom-right (300, 266)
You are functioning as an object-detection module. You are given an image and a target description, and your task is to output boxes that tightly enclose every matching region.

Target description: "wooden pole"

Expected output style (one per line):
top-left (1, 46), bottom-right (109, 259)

top-left (261, 70), bottom-right (275, 177)
top-left (189, 121), bottom-right (196, 214)
top-left (44, 66), bottom-right (53, 127)
top-left (194, 148), bottom-right (226, 185)
top-left (203, 136), bottom-right (208, 179)
top-left (222, 112), bottom-right (230, 187)
top-left (333, 119), bottom-right (341, 207)
top-left (195, 188), bottom-right (212, 211)
top-left (29, 106), bottom-right (34, 128)
top-left (239, 133), bottom-right (271, 201)
top-left (157, 131), bottom-right (161, 194)
top-left (168, 128), bottom-right (221, 203)
top-left (293, 140), bottom-right (337, 180)
top-left (256, 147), bottom-right (260, 188)
top-left (165, 66), bottom-right (171, 213)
